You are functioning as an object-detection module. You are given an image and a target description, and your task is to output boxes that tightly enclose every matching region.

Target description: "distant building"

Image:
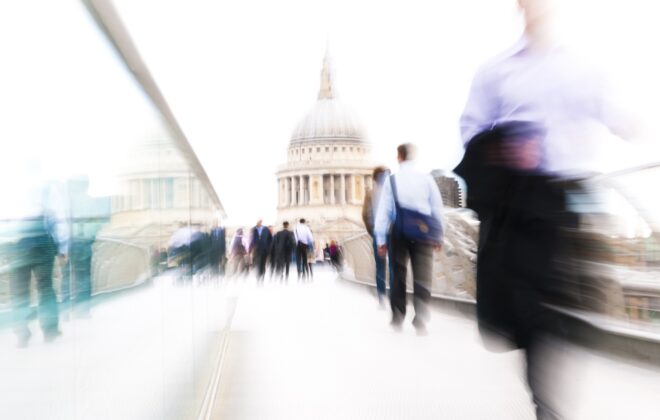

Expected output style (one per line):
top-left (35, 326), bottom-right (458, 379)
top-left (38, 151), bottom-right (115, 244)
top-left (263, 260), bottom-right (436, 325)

top-left (431, 170), bottom-right (463, 208)
top-left (275, 50), bottom-right (375, 245)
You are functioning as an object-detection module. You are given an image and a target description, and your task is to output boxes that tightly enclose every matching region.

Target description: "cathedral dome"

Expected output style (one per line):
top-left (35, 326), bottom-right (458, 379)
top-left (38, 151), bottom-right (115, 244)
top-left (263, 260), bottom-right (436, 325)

top-left (290, 51), bottom-right (366, 145)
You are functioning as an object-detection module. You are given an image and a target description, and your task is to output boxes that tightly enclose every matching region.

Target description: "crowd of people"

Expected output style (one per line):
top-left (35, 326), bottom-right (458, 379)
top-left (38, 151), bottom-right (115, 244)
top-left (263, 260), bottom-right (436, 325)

top-left (223, 218), bottom-right (342, 282)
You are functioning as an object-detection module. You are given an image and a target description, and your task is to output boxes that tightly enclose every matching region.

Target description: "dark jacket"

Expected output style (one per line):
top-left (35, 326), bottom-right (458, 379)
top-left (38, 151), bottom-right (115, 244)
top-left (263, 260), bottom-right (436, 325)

top-left (271, 229), bottom-right (296, 262)
top-left (249, 226), bottom-right (273, 256)
top-left (454, 121), bottom-right (567, 350)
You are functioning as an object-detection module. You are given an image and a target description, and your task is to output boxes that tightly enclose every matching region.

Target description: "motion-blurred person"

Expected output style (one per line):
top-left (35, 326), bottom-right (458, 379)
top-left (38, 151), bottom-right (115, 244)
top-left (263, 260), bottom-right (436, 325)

top-left (328, 240), bottom-right (341, 271)
top-left (60, 175), bottom-right (109, 318)
top-left (306, 240), bottom-right (315, 280)
top-left (0, 157), bottom-right (69, 346)
top-left (270, 221), bottom-right (296, 281)
top-left (168, 222), bottom-right (192, 273)
top-left (249, 219), bottom-right (273, 282)
top-left (456, 1), bottom-right (635, 417)
top-left (209, 223), bottom-right (226, 276)
top-left (294, 218), bottom-right (314, 280)
top-left (227, 228), bottom-right (248, 278)
top-left (375, 144), bottom-right (444, 334)
top-left (362, 166), bottom-right (393, 305)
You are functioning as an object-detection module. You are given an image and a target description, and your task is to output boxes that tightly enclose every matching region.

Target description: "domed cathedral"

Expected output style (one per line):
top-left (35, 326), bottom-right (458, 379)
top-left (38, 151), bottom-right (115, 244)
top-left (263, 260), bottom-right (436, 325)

top-left (276, 50), bottom-right (375, 246)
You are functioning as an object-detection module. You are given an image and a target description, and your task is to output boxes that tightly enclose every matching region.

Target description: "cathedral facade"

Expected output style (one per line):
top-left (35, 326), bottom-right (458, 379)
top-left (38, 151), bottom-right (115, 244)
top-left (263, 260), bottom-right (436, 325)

top-left (276, 52), bottom-right (374, 246)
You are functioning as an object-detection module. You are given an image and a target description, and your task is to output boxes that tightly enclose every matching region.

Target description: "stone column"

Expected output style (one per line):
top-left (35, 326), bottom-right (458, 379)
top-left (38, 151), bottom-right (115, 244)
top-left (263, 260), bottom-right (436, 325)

top-left (285, 177), bottom-right (290, 207)
top-left (299, 175), bottom-right (305, 206)
top-left (340, 174), bottom-right (346, 204)
top-left (329, 174), bottom-right (335, 205)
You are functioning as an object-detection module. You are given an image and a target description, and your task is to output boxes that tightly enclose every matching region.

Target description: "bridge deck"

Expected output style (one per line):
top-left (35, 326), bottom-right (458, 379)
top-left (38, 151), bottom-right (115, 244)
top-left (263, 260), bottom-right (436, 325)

top-left (211, 267), bottom-right (660, 419)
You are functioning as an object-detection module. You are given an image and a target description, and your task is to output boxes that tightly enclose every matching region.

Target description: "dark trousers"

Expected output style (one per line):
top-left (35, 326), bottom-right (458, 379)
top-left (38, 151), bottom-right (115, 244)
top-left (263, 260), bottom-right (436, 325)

top-left (372, 235), bottom-right (393, 297)
top-left (390, 235), bottom-right (433, 323)
top-left (254, 251), bottom-right (268, 281)
top-left (296, 242), bottom-right (308, 278)
top-left (274, 256), bottom-right (291, 279)
top-left (9, 235), bottom-right (59, 335)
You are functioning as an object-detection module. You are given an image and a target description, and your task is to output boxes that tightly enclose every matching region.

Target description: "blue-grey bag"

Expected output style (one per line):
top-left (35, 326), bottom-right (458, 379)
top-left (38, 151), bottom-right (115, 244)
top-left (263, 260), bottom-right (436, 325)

top-left (390, 175), bottom-right (442, 245)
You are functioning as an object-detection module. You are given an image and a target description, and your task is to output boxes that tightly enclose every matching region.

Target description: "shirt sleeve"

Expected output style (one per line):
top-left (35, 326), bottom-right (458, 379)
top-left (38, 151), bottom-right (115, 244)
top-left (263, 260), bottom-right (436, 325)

top-left (374, 177), bottom-right (395, 247)
top-left (460, 65), bottom-right (499, 145)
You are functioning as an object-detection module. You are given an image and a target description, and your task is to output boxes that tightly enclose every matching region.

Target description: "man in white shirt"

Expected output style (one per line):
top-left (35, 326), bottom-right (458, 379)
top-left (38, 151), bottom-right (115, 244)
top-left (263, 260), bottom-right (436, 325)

top-left (293, 218), bottom-right (314, 280)
top-left (457, 1), bottom-right (635, 418)
top-left (374, 144), bottom-right (444, 333)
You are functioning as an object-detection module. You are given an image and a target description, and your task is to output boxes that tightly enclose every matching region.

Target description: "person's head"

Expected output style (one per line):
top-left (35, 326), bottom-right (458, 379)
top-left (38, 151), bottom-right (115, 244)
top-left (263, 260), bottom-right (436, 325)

top-left (372, 166), bottom-right (389, 186)
top-left (236, 228), bottom-right (243, 235)
top-left (517, 0), bottom-right (560, 32)
top-left (283, 221), bottom-right (289, 229)
top-left (397, 143), bottom-right (416, 163)
top-left (299, 218), bottom-right (306, 224)
top-left (256, 219), bottom-right (263, 227)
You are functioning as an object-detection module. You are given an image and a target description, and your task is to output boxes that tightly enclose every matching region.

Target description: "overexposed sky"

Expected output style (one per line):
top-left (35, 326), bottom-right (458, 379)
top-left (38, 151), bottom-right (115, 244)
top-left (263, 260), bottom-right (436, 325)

top-left (3, 1), bottom-right (659, 227)
top-left (111, 0), bottom-right (660, 226)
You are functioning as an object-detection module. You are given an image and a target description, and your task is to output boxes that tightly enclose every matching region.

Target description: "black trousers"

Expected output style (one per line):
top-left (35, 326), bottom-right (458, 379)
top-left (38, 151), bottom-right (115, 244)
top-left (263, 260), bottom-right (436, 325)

top-left (254, 251), bottom-right (268, 280)
top-left (390, 235), bottom-right (433, 323)
top-left (296, 243), bottom-right (308, 277)
top-left (274, 256), bottom-right (291, 279)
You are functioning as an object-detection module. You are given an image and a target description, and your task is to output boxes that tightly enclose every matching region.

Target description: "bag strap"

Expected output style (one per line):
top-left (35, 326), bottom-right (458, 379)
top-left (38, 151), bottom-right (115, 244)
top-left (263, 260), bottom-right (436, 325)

top-left (389, 175), bottom-right (400, 210)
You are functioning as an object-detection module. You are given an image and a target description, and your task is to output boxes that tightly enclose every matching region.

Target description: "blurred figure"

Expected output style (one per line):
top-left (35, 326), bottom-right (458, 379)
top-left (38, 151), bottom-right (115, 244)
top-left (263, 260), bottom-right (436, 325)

top-left (456, 0), bottom-right (635, 418)
top-left (209, 223), bottom-right (226, 276)
top-left (249, 219), bottom-right (273, 282)
top-left (60, 175), bottom-right (109, 318)
top-left (375, 144), bottom-right (444, 334)
top-left (293, 218), bottom-right (314, 281)
top-left (270, 221), bottom-right (296, 281)
top-left (306, 240), bottom-right (315, 280)
top-left (228, 228), bottom-right (248, 278)
top-left (0, 158), bottom-right (69, 347)
top-left (362, 166), bottom-right (393, 305)
top-left (328, 240), bottom-right (341, 271)
top-left (168, 223), bottom-right (193, 280)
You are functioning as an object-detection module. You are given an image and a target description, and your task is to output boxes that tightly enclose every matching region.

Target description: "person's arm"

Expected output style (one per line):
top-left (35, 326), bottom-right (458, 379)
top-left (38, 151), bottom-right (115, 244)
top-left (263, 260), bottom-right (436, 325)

top-left (374, 177), bottom-right (395, 248)
top-left (459, 64), bottom-right (499, 146)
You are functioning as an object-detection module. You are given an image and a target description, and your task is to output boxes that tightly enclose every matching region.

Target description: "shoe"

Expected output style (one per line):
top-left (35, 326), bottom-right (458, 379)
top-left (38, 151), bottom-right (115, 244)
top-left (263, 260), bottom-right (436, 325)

top-left (412, 317), bottom-right (428, 336)
top-left (44, 330), bottom-right (62, 343)
top-left (390, 315), bottom-right (404, 331)
top-left (16, 330), bottom-right (31, 348)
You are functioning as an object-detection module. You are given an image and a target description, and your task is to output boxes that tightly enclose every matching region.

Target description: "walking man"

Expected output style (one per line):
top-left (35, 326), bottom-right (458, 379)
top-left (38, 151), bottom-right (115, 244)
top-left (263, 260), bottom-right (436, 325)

top-left (249, 219), bottom-right (273, 282)
top-left (456, 1), bottom-right (634, 417)
top-left (271, 221), bottom-right (296, 281)
top-left (293, 218), bottom-right (314, 280)
top-left (362, 166), bottom-right (392, 305)
top-left (375, 144), bottom-right (444, 334)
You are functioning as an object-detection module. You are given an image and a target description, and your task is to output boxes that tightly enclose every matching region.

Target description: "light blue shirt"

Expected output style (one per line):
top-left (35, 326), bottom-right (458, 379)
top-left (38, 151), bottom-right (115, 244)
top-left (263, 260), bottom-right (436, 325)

top-left (374, 161), bottom-right (444, 247)
top-left (460, 36), bottom-right (631, 174)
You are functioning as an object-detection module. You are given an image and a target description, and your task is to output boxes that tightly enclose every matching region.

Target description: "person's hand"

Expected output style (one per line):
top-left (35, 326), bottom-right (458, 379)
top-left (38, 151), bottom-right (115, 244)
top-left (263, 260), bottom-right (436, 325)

top-left (487, 137), bottom-right (542, 170)
top-left (58, 254), bottom-right (68, 264)
top-left (434, 244), bottom-right (443, 252)
top-left (378, 245), bottom-right (388, 257)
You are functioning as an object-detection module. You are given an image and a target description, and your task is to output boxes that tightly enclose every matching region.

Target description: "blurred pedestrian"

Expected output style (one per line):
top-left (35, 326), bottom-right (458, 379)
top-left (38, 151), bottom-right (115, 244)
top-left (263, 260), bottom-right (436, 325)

top-left (209, 223), bottom-right (226, 276)
top-left (0, 157), bottom-right (69, 347)
top-left (375, 144), bottom-right (444, 334)
top-left (228, 228), bottom-right (248, 278)
top-left (249, 219), bottom-right (273, 282)
top-left (362, 166), bottom-right (393, 305)
top-left (455, 1), bottom-right (635, 417)
top-left (294, 218), bottom-right (314, 281)
top-left (270, 221), bottom-right (296, 281)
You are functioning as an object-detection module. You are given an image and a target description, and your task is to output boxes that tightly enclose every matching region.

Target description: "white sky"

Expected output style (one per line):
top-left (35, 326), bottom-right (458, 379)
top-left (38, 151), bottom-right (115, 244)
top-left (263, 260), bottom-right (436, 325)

top-left (2, 0), bottom-right (659, 227)
top-left (110, 0), bottom-right (660, 227)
